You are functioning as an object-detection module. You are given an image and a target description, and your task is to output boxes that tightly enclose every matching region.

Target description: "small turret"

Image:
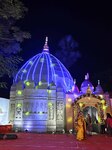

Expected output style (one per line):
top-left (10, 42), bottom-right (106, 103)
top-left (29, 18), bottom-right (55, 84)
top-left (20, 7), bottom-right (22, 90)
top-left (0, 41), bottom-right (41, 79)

top-left (95, 80), bottom-right (104, 94)
top-left (81, 73), bottom-right (94, 94)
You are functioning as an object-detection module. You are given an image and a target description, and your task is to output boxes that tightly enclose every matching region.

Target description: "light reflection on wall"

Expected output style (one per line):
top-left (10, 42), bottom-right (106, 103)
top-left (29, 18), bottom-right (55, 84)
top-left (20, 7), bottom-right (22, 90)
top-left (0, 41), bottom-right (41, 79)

top-left (0, 98), bottom-right (9, 125)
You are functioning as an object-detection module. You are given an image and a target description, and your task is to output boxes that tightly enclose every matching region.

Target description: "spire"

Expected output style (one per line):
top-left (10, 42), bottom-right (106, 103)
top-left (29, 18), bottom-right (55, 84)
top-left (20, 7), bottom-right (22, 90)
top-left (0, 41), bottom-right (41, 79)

top-left (43, 37), bottom-right (49, 53)
top-left (95, 79), bottom-right (104, 94)
top-left (86, 73), bottom-right (89, 80)
top-left (85, 75), bottom-right (87, 80)
top-left (86, 84), bottom-right (92, 94)
top-left (85, 73), bottom-right (89, 80)
top-left (74, 79), bottom-right (76, 84)
top-left (98, 80), bottom-right (100, 85)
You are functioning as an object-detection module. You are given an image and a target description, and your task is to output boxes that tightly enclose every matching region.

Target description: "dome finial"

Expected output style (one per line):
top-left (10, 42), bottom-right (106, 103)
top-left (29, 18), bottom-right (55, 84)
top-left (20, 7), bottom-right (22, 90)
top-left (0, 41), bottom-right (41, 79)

top-left (85, 73), bottom-right (89, 80)
top-left (86, 84), bottom-right (92, 94)
top-left (98, 80), bottom-right (100, 85)
top-left (85, 75), bottom-right (87, 80)
top-left (86, 73), bottom-right (89, 80)
top-left (43, 36), bottom-right (49, 52)
top-left (45, 36), bottom-right (48, 44)
top-left (74, 79), bottom-right (76, 84)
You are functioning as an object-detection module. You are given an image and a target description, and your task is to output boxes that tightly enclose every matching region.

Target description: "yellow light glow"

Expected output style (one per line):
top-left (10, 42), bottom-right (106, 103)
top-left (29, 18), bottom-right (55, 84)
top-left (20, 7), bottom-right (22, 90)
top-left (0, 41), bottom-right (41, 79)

top-left (39, 111), bottom-right (43, 114)
top-left (39, 81), bottom-right (42, 86)
top-left (102, 105), bottom-right (107, 110)
top-left (67, 117), bottom-right (72, 123)
top-left (48, 102), bottom-right (52, 107)
top-left (79, 102), bottom-right (83, 107)
top-left (17, 90), bottom-right (22, 95)
top-left (99, 95), bottom-right (103, 99)
top-left (47, 90), bottom-right (51, 94)
top-left (17, 103), bottom-right (22, 107)
top-left (101, 100), bottom-right (105, 104)
top-left (66, 104), bottom-right (71, 108)
top-left (98, 117), bottom-right (101, 123)
top-left (25, 112), bottom-right (30, 115)
top-left (26, 81), bottom-right (30, 86)
top-left (68, 98), bottom-right (72, 102)
top-left (36, 86), bottom-right (38, 89)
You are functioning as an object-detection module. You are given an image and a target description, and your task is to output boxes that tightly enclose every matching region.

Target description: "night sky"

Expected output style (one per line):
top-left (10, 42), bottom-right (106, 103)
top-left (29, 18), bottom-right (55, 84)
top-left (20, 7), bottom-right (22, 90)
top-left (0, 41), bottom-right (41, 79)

top-left (1, 0), bottom-right (112, 98)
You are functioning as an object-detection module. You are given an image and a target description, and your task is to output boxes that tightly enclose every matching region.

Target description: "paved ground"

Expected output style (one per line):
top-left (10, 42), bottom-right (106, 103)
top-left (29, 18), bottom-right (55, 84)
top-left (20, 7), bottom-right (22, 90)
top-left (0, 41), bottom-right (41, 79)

top-left (0, 132), bottom-right (112, 150)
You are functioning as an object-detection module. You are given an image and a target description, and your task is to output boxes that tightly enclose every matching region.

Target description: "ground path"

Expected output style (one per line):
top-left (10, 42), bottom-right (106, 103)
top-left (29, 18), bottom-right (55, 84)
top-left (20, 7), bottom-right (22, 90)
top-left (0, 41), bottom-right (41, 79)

top-left (0, 132), bottom-right (112, 150)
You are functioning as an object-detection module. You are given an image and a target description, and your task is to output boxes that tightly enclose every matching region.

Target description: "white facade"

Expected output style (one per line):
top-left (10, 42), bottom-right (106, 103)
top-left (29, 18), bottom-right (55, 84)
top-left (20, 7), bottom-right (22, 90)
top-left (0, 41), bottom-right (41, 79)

top-left (0, 97), bottom-right (10, 125)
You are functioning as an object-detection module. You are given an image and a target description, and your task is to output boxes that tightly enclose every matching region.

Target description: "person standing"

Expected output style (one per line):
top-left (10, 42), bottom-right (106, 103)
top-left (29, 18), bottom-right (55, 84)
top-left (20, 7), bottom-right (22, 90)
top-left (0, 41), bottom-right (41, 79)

top-left (100, 118), bottom-right (106, 134)
top-left (86, 113), bottom-right (92, 136)
top-left (75, 111), bottom-right (86, 141)
top-left (106, 113), bottom-right (112, 136)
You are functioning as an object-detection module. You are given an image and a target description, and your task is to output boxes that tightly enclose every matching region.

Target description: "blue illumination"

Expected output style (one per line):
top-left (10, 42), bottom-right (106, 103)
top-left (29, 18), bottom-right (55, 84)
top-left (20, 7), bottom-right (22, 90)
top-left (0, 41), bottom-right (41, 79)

top-left (14, 50), bottom-right (74, 91)
top-left (39, 54), bottom-right (44, 82)
top-left (32, 53), bottom-right (42, 81)
top-left (45, 54), bottom-right (50, 85)
top-left (47, 54), bottom-right (56, 83)
top-left (26, 55), bottom-right (39, 81)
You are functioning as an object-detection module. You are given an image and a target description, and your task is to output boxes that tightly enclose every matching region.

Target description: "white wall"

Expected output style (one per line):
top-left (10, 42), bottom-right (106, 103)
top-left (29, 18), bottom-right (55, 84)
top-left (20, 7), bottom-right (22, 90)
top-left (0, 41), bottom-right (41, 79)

top-left (0, 97), bottom-right (9, 125)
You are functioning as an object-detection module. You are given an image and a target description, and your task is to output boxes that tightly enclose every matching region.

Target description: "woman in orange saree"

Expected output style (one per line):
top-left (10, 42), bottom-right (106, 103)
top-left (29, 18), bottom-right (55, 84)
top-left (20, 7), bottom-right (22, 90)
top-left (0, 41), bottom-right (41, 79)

top-left (75, 111), bottom-right (86, 141)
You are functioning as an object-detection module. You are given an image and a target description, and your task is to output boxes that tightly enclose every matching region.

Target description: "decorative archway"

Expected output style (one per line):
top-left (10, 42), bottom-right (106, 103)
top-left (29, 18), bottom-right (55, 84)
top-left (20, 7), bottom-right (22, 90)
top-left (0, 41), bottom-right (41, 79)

top-left (73, 94), bottom-right (107, 133)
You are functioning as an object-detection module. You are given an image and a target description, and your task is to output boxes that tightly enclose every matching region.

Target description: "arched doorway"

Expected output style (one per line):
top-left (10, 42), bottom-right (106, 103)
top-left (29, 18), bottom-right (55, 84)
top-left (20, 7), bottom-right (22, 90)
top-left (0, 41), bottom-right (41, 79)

top-left (83, 106), bottom-right (99, 132)
top-left (73, 94), bottom-right (108, 133)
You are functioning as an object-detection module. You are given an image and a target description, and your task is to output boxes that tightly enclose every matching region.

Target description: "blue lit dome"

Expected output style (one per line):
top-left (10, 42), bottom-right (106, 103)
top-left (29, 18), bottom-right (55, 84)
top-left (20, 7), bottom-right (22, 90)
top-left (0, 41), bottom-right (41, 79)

top-left (81, 73), bottom-right (94, 93)
top-left (14, 37), bottom-right (74, 92)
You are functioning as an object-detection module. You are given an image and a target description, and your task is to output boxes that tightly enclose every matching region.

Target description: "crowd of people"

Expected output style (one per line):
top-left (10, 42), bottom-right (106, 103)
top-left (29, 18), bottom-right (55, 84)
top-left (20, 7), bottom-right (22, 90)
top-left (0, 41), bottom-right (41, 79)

top-left (75, 111), bottom-right (112, 141)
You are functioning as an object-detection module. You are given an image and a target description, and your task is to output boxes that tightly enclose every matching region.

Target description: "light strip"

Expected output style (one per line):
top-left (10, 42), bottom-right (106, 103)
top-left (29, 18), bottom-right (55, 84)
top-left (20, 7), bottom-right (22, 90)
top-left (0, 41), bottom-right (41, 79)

top-left (14, 55), bottom-right (37, 83)
top-left (32, 53), bottom-right (43, 81)
top-left (51, 54), bottom-right (73, 80)
top-left (39, 53), bottom-right (44, 82)
top-left (47, 54), bottom-right (56, 84)
top-left (20, 55), bottom-right (37, 81)
top-left (51, 54), bottom-right (66, 86)
top-left (51, 54), bottom-right (73, 88)
top-left (45, 53), bottom-right (50, 86)
top-left (26, 55), bottom-right (40, 81)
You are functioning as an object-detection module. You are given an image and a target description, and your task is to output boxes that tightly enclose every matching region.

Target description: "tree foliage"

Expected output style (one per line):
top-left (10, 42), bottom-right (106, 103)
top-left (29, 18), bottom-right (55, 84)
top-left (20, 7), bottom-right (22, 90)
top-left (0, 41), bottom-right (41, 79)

top-left (55, 35), bottom-right (81, 69)
top-left (0, 0), bottom-right (31, 88)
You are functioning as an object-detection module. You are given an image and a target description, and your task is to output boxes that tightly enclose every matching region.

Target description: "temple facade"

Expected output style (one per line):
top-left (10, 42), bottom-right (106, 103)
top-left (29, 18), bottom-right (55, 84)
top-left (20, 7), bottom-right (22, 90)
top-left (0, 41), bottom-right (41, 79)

top-left (9, 38), bottom-right (112, 133)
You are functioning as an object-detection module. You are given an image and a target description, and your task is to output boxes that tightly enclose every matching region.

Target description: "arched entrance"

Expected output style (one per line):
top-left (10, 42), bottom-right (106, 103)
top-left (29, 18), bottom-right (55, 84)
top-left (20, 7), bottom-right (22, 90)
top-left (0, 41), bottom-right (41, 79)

top-left (83, 106), bottom-right (98, 132)
top-left (73, 94), bottom-right (107, 133)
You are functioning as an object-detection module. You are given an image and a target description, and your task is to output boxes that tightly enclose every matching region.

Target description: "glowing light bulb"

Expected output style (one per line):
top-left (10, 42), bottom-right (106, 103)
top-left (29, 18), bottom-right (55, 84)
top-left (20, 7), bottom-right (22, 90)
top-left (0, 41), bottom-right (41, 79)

top-left (103, 105), bottom-right (107, 110)
top-left (39, 81), bottom-right (42, 86)
top-left (68, 98), bottom-right (72, 102)
top-left (101, 100), bottom-right (105, 104)
top-left (17, 103), bottom-right (22, 107)
top-left (48, 102), bottom-right (52, 107)
top-left (79, 102), bottom-right (83, 107)
top-left (26, 81), bottom-right (30, 86)
top-left (25, 112), bottom-right (30, 115)
top-left (17, 90), bottom-right (22, 95)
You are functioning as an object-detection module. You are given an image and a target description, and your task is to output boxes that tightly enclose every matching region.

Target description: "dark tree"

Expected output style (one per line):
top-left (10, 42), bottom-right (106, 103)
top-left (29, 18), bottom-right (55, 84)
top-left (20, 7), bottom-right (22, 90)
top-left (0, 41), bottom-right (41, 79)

top-left (0, 0), bottom-right (31, 88)
top-left (55, 35), bottom-right (81, 69)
